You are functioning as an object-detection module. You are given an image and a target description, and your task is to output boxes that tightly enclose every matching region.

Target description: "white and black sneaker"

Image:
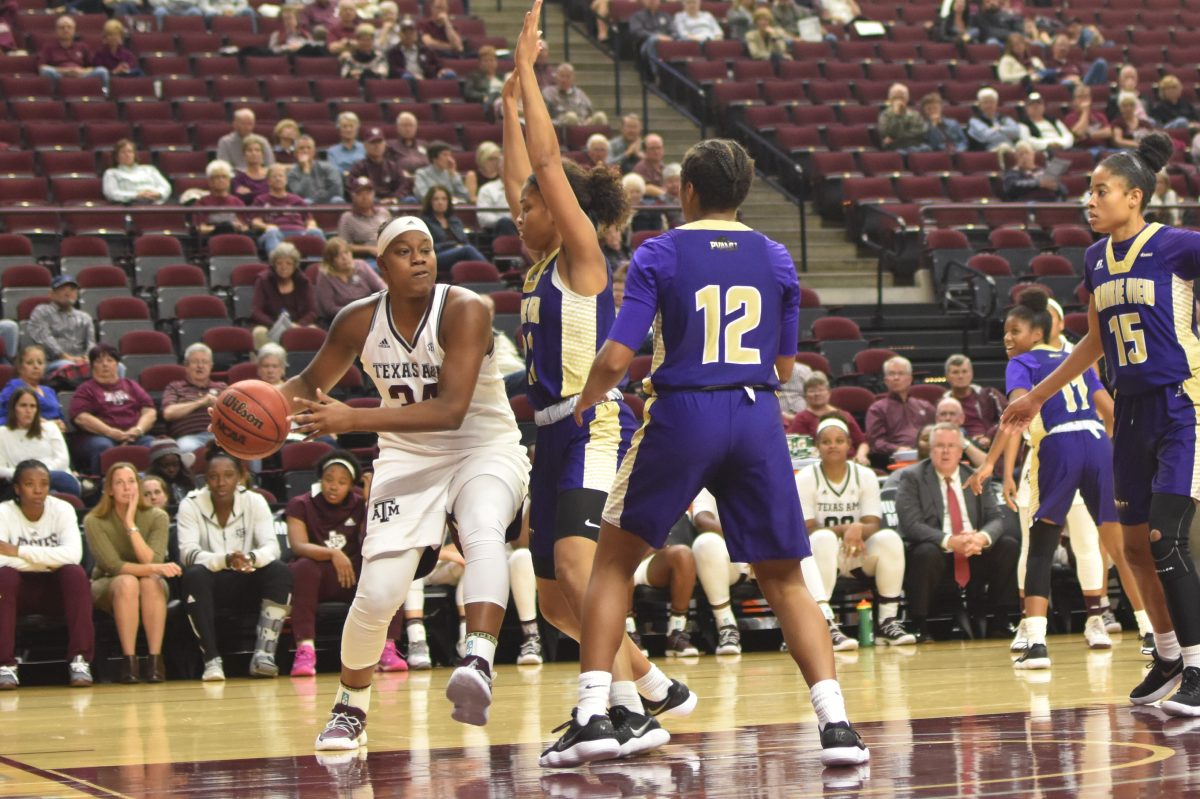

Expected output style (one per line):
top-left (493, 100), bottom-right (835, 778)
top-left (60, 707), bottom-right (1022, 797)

top-left (1141, 633), bottom-right (1156, 656)
top-left (877, 617), bottom-right (916, 646)
top-left (0, 664), bottom-right (17, 690)
top-left (1014, 643), bottom-right (1051, 670)
top-left (407, 641), bottom-right (432, 671)
top-left (819, 721), bottom-right (870, 766)
top-left (715, 625), bottom-right (742, 655)
top-left (445, 656), bottom-right (493, 727)
top-left (539, 710), bottom-right (622, 768)
top-left (665, 629), bottom-right (699, 657)
top-left (609, 704), bottom-right (670, 758)
top-left (314, 703), bottom-right (368, 751)
top-left (829, 621), bottom-right (859, 652)
top-left (1162, 666), bottom-right (1200, 717)
top-left (1101, 608), bottom-right (1122, 634)
top-left (1010, 618), bottom-right (1029, 653)
top-left (641, 678), bottom-right (698, 718)
top-left (67, 656), bottom-right (93, 688)
top-left (1131, 651), bottom-right (1185, 705)
top-left (517, 634), bottom-right (544, 665)
top-left (1084, 615), bottom-right (1112, 649)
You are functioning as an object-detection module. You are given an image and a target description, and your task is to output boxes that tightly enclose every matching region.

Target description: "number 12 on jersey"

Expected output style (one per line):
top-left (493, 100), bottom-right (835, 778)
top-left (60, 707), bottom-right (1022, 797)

top-left (695, 285), bottom-right (763, 365)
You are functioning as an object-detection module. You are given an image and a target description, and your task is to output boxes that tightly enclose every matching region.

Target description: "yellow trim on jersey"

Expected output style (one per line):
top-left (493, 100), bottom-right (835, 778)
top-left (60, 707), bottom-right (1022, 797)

top-left (1028, 442), bottom-right (1043, 520)
top-left (603, 397), bottom-right (655, 523)
top-left (582, 400), bottom-right (623, 491)
top-left (1105, 223), bottom-right (1163, 275)
top-left (677, 220), bottom-right (754, 232)
top-left (1169, 274), bottom-right (1200, 499)
top-left (522, 248), bottom-right (559, 293)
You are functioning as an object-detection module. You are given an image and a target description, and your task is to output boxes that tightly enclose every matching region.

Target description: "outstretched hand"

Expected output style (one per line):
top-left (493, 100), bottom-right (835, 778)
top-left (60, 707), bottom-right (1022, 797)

top-left (290, 388), bottom-right (356, 439)
top-left (965, 462), bottom-right (993, 497)
top-left (514, 0), bottom-right (543, 70)
top-left (999, 392), bottom-right (1041, 436)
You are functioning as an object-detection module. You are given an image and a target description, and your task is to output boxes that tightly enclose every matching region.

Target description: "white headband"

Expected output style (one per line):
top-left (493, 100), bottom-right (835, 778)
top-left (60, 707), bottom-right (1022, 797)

top-left (377, 216), bottom-right (432, 257)
top-left (1046, 298), bottom-right (1064, 320)
top-left (816, 417), bottom-right (850, 437)
top-left (321, 457), bottom-right (359, 480)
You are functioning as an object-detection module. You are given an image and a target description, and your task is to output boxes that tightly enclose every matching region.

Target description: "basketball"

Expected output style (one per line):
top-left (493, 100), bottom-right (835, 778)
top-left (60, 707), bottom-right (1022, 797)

top-left (211, 380), bottom-right (291, 461)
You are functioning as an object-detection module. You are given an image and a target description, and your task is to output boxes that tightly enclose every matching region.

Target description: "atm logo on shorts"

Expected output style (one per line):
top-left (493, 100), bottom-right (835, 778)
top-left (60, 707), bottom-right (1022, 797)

top-left (371, 498), bottom-right (402, 523)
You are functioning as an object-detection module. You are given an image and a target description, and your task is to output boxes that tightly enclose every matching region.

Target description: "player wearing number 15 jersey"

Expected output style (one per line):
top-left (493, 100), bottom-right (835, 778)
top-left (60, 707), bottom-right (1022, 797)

top-left (543, 139), bottom-right (869, 769)
top-left (1002, 133), bottom-right (1200, 715)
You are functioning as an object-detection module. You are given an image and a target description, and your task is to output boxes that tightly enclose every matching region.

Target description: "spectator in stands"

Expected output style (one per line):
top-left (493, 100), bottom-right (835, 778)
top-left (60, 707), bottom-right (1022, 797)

top-left (786, 372), bottom-right (870, 464)
top-left (327, 111), bottom-right (366, 174)
top-left (970, 0), bottom-right (1020, 46)
top-left (420, 185), bottom-right (488, 280)
top-left (272, 119), bottom-right (300, 165)
top-left (340, 23), bottom-right (388, 81)
top-left (934, 0), bottom-right (972, 44)
top-left (628, 0), bottom-right (674, 75)
top-left (326, 0), bottom-right (362, 55)
top-left (201, 0), bottom-right (255, 23)
top-left (745, 8), bottom-right (791, 64)
top-left (896, 423), bottom-right (1019, 640)
top-left (0, 345), bottom-right (64, 429)
top-left (866, 355), bottom-right (936, 465)
top-left (817, 0), bottom-right (859, 26)
top-left (1064, 83), bottom-right (1113, 154)
top-left (579, 134), bottom-right (611, 170)
top-left (252, 164), bottom-right (326, 254)
top-left (478, 293), bottom-right (524, 381)
top-left (1151, 75), bottom-right (1200, 133)
top-left (301, 0), bottom-right (338, 34)
top-left (1147, 171), bottom-right (1182, 227)
top-left (287, 136), bottom-right (344, 205)
top-left (1002, 140), bottom-right (1064, 201)
top-left (102, 139), bottom-right (171, 205)
top-left (141, 474), bottom-right (170, 510)
top-left (386, 14), bottom-right (444, 79)
top-left (1063, 16), bottom-right (1106, 50)
top-left (942, 354), bottom-right (1004, 447)
top-left (776, 355), bottom-right (813, 426)
top-left (608, 114), bottom-right (644, 174)
top-left (256, 343), bottom-right (287, 388)
top-left (622, 172), bottom-right (667, 233)
top-left (602, 227), bottom-right (632, 277)
top-left (997, 32), bottom-right (1052, 86)
top-left (1105, 65), bottom-right (1149, 123)
top-left (178, 447), bottom-right (291, 681)
top-left (420, 0), bottom-right (464, 55)
top-left (0, 388), bottom-right (77, 496)
top-left (542, 63), bottom-right (608, 126)
top-left (725, 0), bottom-right (755, 41)
top-left (347, 128), bottom-right (414, 202)
top-left (232, 135), bottom-right (271, 201)
top-left (1045, 34), bottom-right (1108, 87)
top-left (921, 93), bottom-right (968, 152)
top-left (38, 15), bottom-right (108, 91)
top-left (93, 20), bottom-right (141, 78)
top-left (0, 0), bottom-right (20, 55)
top-left (389, 112), bottom-right (429, 175)
top-left (145, 437), bottom-right (196, 506)
top-left (0, 321), bottom-right (16, 367)
top-left (218, 109), bottom-right (274, 171)
top-left (28, 275), bottom-right (93, 374)
top-left (314, 237), bottom-right (385, 326)
top-left (878, 83), bottom-right (929, 152)
top-left (474, 142), bottom-right (518, 237)
top-left (338, 176), bottom-right (391, 264)
top-left (934, 397), bottom-right (987, 468)
top-left (968, 87), bottom-right (1021, 157)
top-left (769, 0), bottom-right (821, 39)
top-left (84, 462), bottom-right (178, 684)
top-left (1016, 92), bottom-right (1072, 152)
top-left (162, 344), bottom-right (226, 454)
top-left (464, 44), bottom-right (504, 108)
top-left (0, 460), bottom-right (94, 690)
top-left (270, 6), bottom-right (316, 54)
top-left (69, 344), bottom-right (156, 474)
top-left (251, 242), bottom-right (318, 349)
top-left (414, 141), bottom-right (474, 203)
top-left (196, 160), bottom-right (249, 237)
top-left (673, 0), bottom-right (723, 41)
top-left (632, 133), bottom-right (666, 197)
top-left (660, 162), bottom-right (684, 227)
top-left (1111, 92), bottom-right (1157, 149)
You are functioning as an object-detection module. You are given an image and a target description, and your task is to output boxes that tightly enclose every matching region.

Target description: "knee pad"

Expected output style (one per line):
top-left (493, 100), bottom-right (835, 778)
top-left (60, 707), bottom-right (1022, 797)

top-left (1149, 493), bottom-right (1196, 584)
top-left (808, 528), bottom-right (838, 558)
top-left (1023, 520), bottom-right (1061, 599)
top-left (692, 532), bottom-right (729, 563)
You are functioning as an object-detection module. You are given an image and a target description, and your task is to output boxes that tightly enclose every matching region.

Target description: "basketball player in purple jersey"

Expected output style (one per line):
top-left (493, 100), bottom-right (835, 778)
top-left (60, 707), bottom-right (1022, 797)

top-left (504, 0), bottom-right (694, 762)
top-left (539, 137), bottom-right (870, 768)
top-left (1004, 132), bottom-right (1200, 716)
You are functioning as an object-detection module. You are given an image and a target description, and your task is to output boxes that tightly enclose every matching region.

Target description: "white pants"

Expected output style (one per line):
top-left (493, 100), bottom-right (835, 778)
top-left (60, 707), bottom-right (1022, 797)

top-left (806, 528), bottom-right (906, 603)
top-left (1017, 502), bottom-right (1105, 593)
top-left (692, 532), bottom-right (753, 606)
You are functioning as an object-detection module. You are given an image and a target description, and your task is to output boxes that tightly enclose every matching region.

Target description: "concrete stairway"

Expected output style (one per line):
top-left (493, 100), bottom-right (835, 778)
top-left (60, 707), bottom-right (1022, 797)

top-left (475, 0), bottom-right (929, 304)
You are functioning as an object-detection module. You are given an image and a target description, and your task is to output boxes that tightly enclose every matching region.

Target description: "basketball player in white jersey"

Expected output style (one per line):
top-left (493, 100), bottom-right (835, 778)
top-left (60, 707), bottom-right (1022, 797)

top-left (278, 216), bottom-right (530, 750)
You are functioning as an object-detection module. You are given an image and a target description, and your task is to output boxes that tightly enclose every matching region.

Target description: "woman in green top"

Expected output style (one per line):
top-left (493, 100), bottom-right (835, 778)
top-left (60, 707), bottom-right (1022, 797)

top-left (84, 462), bottom-right (180, 683)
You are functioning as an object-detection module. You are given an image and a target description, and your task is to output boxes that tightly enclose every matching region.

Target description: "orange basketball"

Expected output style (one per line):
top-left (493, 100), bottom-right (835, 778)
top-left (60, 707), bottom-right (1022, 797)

top-left (211, 380), bottom-right (291, 461)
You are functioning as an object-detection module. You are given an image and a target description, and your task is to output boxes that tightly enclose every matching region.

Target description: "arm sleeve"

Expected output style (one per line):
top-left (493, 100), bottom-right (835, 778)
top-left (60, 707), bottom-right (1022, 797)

top-left (19, 503), bottom-right (82, 568)
top-left (865, 401), bottom-right (898, 456)
top-left (294, 281), bottom-right (318, 326)
top-left (858, 467), bottom-right (882, 520)
top-left (1169, 229), bottom-right (1200, 281)
top-left (43, 425), bottom-right (71, 473)
top-left (1004, 356), bottom-right (1034, 395)
top-left (102, 169), bottom-right (138, 203)
top-left (773, 242), bottom-right (800, 357)
top-left (248, 493), bottom-right (281, 565)
top-left (68, 382), bottom-right (98, 420)
top-left (128, 380), bottom-right (154, 411)
top-left (150, 167), bottom-right (172, 202)
top-left (84, 516), bottom-right (124, 575)
top-left (251, 277), bottom-right (276, 326)
top-left (145, 509), bottom-right (169, 562)
top-left (895, 469), bottom-right (944, 546)
top-left (25, 308), bottom-right (62, 359)
top-left (607, 242), bottom-right (661, 350)
top-left (176, 498), bottom-right (224, 571)
top-left (1083, 365), bottom-right (1104, 396)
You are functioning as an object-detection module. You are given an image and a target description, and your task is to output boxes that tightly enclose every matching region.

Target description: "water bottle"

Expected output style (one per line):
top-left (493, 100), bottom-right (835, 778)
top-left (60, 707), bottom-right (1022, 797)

top-left (856, 599), bottom-right (874, 648)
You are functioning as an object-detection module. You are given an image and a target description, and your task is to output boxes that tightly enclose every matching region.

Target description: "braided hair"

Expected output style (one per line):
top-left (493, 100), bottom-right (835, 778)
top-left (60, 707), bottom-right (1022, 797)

top-left (680, 139), bottom-right (755, 213)
top-left (1097, 131), bottom-right (1174, 211)
top-left (1008, 288), bottom-right (1052, 343)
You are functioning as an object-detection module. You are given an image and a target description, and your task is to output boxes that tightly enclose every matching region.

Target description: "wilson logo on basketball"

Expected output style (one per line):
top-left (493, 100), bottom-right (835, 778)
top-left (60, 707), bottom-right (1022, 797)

top-left (221, 394), bottom-right (266, 431)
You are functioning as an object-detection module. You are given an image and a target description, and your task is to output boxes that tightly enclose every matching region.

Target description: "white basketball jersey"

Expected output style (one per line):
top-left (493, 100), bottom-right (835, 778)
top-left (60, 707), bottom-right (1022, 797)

top-left (794, 463), bottom-right (881, 529)
top-left (359, 286), bottom-right (521, 455)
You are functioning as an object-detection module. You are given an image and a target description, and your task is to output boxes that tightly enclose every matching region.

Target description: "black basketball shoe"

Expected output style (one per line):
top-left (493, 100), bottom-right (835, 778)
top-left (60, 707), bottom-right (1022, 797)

top-left (539, 710), bottom-right (622, 768)
top-left (1162, 666), bottom-right (1200, 717)
top-left (1130, 651), bottom-right (1184, 705)
top-left (640, 678), bottom-right (698, 718)
top-left (609, 704), bottom-right (671, 758)
top-left (819, 721), bottom-right (870, 766)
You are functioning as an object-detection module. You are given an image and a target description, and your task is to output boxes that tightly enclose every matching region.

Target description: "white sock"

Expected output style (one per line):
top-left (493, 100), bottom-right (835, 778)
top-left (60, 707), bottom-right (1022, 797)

top-left (635, 663), bottom-right (672, 702)
top-left (336, 682), bottom-right (372, 713)
top-left (577, 671), bottom-right (612, 724)
top-left (458, 619), bottom-right (467, 644)
top-left (1025, 615), bottom-right (1048, 646)
top-left (625, 615), bottom-right (637, 634)
top-left (809, 679), bottom-right (848, 731)
top-left (508, 548), bottom-right (539, 623)
top-left (406, 619), bottom-right (427, 645)
top-left (463, 632), bottom-right (498, 668)
top-left (299, 639), bottom-right (314, 649)
top-left (878, 601), bottom-right (899, 622)
top-left (668, 612), bottom-right (687, 634)
top-left (1099, 594), bottom-right (1111, 609)
top-left (817, 602), bottom-right (834, 623)
top-left (609, 680), bottom-right (642, 714)
top-left (1156, 630), bottom-right (1182, 661)
top-left (1135, 609), bottom-right (1154, 636)
top-left (712, 602), bottom-right (736, 629)
top-left (1183, 644), bottom-right (1200, 670)
top-left (521, 620), bottom-right (539, 637)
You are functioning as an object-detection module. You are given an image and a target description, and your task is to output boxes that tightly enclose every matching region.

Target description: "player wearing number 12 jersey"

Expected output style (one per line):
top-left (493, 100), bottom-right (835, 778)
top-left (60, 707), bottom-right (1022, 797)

top-left (541, 138), bottom-right (869, 769)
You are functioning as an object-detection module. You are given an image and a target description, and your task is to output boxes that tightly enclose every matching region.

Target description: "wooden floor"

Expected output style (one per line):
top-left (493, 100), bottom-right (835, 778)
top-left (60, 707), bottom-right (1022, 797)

top-left (2, 632), bottom-right (1197, 798)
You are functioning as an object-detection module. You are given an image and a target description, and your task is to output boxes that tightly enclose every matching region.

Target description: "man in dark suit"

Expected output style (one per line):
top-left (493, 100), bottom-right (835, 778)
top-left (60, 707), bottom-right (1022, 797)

top-left (896, 423), bottom-right (1019, 640)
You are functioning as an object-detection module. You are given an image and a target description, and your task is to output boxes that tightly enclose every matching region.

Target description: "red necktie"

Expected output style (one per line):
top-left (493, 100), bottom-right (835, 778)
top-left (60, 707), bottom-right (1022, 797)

top-left (945, 476), bottom-right (970, 588)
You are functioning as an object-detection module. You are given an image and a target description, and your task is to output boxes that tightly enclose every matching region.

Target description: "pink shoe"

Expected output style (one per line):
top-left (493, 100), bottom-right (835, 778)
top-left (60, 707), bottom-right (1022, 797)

top-left (290, 643), bottom-right (317, 677)
top-left (378, 639), bottom-right (409, 672)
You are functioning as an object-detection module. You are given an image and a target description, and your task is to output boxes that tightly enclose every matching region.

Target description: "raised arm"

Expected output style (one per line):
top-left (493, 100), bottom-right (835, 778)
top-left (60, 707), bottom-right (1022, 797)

top-left (501, 71), bottom-right (532, 223)
top-left (514, 0), bottom-right (609, 295)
